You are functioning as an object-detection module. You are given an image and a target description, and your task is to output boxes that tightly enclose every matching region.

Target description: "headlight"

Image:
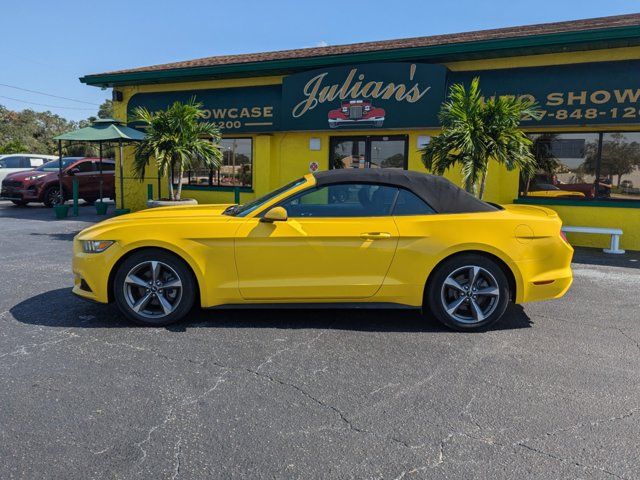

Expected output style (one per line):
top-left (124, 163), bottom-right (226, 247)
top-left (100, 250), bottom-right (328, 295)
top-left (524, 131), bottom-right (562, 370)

top-left (82, 240), bottom-right (114, 253)
top-left (26, 174), bottom-right (47, 181)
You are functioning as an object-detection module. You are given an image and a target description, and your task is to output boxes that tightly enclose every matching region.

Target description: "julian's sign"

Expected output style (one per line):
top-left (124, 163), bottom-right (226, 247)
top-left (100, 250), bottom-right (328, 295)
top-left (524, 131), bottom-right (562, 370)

top-left (127, 60), bottom-right (640, 133)
top-left (282, 63), bottom-right (448, 131)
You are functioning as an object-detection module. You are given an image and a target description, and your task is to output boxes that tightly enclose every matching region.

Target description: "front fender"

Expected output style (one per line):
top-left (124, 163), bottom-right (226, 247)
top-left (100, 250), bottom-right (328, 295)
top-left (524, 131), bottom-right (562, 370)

top-left (110, 239), bottom-right (209, 303)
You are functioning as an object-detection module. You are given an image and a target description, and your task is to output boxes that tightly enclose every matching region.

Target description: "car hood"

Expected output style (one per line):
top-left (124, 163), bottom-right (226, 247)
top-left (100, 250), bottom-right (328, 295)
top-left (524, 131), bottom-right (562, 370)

top-left (3, 170), bottom-right (55, 182)
top-left (123, 203), bottom-right (235, 219)
top-left (76, 204), bottom-right (237, 240)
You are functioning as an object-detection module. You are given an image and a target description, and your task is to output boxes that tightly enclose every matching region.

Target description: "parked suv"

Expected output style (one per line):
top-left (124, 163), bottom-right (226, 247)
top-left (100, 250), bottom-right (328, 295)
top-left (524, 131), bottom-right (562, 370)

top-left (1, 157), bottom-right (115, 207)
top-left (0, 154), bottom-right (58, 183)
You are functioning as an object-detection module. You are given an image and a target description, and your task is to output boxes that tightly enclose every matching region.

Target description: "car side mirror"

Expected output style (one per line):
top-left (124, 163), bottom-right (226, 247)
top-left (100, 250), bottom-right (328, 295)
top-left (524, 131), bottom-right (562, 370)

top-left (261, 206), bottom-right (288, 223)
top-left (67, 168), bottom-right (80, 176)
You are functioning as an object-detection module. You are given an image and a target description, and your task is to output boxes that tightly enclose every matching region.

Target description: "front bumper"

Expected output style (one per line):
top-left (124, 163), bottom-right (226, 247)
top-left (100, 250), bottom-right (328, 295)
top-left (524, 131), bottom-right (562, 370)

top-left (72, 240), bottom-right (121, 304)
top-left (328, 116), bottom-right (384, 126)
top-left (0, 185), bottom-right (42, 202)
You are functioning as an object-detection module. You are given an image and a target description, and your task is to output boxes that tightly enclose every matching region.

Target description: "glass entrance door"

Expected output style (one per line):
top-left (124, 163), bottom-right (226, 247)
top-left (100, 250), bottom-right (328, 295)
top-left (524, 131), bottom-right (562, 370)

top-left (330, 135), bottom-right (408, 170)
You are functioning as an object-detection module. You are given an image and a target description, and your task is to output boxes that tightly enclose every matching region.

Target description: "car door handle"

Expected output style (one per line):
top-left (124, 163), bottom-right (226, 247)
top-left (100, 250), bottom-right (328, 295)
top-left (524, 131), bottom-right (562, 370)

top-left (360, 232), bottom-right (392, 240)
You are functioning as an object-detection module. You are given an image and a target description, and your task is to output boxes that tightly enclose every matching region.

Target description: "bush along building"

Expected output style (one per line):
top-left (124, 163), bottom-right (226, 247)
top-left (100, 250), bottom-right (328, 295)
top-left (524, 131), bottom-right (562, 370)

top-left (81, 14), bottom-right (640, 250)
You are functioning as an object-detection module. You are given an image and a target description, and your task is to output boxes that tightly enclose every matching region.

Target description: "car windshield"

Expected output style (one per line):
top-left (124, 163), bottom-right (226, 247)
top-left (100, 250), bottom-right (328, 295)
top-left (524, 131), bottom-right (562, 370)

top-left (225, 178), bottom-right (307, 217)
top-left (36, 158), bottom-right (78, 172)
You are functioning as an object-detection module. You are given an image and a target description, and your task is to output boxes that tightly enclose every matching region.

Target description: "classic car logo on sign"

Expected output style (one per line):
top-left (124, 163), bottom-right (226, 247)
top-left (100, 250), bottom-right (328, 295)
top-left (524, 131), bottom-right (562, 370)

top-left (328, 100), bottom-right (386, 128)
top-left (282, 63), bottom-right (448, 131)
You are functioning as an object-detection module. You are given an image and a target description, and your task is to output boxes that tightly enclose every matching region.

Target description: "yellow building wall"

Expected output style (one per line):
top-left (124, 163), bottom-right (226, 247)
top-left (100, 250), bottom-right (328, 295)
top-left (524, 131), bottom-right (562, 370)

top-left (543, 205), bottom-right (640, 251)
top-left (111, 45), bottom-right (640, 250)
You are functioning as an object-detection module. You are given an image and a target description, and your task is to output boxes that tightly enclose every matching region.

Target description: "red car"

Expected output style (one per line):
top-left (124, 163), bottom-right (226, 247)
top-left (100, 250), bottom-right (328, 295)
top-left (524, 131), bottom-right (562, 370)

top-left (1, 157), bottom-right (115, 207)
top-left (328, 100), bottom-right (385, 128)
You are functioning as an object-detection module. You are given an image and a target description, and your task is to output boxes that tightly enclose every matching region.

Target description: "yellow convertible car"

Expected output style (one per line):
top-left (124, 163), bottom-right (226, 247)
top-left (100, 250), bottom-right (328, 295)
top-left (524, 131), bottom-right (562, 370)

top-left (72, 169), bottom-right (573, 331)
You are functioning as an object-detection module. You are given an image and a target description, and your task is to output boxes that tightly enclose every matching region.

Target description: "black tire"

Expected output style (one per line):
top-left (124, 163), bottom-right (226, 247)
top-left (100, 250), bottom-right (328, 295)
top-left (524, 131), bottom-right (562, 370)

top-left (11, 200), bottom-right (28, 206)
top-left (425, 254), bottom-right (510, 331)
top-left (43, 185), bottom-right (62, 208)
top-left (113, 249), bottom-right (196, 327)
top-left (83, 198), bottom-right (96, 205)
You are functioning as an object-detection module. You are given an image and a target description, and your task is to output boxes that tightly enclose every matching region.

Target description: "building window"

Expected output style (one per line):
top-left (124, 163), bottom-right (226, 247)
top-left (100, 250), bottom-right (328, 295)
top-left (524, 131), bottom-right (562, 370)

top-left (520, 132), bottom-right (640, 201)
top-left (176, 138), bottom-right (252, 188)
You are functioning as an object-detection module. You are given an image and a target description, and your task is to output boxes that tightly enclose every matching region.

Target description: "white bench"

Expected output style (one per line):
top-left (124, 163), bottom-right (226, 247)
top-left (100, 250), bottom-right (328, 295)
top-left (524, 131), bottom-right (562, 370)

top-left (561, 226), bottom-right (625, 254)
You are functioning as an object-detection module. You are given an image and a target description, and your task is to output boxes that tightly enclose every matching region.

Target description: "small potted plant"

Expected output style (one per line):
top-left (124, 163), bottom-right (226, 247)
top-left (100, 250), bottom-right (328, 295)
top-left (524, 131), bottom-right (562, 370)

top-left (131, 99), bottom-right (222, 207)
top-left (53, 202), bottom-right (70, 219)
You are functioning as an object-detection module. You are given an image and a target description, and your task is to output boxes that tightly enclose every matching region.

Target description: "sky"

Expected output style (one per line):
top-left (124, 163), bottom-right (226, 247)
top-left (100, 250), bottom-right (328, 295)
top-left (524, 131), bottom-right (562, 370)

top-left (2, 0), bottom-right (639, 121)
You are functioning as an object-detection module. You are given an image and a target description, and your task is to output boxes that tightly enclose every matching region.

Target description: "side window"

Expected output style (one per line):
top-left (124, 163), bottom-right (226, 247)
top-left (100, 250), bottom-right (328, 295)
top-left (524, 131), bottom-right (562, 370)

top-left (75, 161), bottom-right (95, 173)
top-left (393, 189), bottom-right (435, 215)
top-left (279, 183), bottom-right (399, 217)
top-left (0, 156), bottom-right (24, 168)
top-left (100, 162), bottom-right (115, 172)
top-left (29, 158), bottom-right (45, 168)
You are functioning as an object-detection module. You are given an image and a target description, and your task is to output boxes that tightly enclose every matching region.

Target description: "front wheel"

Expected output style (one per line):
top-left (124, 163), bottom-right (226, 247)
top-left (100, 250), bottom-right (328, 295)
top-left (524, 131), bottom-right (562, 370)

top-left (43, 185), bottom-right (62, 208)
top-left (113, 249), bottom-right (196, 326)
top-left (425, 254), bottom-right (510, 331)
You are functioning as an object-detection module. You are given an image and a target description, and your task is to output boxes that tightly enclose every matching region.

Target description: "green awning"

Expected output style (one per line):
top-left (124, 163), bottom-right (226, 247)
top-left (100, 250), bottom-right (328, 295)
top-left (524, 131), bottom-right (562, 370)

top-left (54, 118), bottom-right (146, 142)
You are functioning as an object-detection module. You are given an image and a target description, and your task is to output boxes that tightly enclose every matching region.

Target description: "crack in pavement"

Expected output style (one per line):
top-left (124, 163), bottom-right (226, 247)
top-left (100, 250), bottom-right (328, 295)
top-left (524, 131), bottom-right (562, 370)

top-left (133, 371), bottom-right (228, 466)
top-left (514, 408), bottom-right (638, 446)
top-left (616, 327), bottom-right (640, 352)
top-left (171, 436), bottom-right (183, 480)
top-left (0, 330), bottom-right (79, 360)
top-left (517, 442), bottom-right (626, 479)
top-left (255, 329), bottom-right (329, 372)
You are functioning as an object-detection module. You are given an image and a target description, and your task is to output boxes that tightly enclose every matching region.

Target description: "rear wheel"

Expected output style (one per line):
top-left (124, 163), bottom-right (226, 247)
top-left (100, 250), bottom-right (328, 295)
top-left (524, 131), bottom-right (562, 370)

top-left (425, 254), bottom-right (509, 331)
top-left (113, 249), bottom-right (196, 326)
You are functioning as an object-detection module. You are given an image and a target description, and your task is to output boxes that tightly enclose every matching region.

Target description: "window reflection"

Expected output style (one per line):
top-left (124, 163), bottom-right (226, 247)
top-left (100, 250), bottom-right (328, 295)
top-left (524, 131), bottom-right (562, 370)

top-left (520, 132), bottom-right (640, 202)
top-left (600, 133), bottom-right (640, 200)
top-left (176, 138), bottom-right (252, 188)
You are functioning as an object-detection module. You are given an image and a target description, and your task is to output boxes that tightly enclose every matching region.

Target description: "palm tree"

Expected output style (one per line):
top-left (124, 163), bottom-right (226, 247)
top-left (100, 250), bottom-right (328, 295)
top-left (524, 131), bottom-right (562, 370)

top-left (422, 77), bottom-right (542, 199)
top-left (131, 99), bottom-right (222, 201)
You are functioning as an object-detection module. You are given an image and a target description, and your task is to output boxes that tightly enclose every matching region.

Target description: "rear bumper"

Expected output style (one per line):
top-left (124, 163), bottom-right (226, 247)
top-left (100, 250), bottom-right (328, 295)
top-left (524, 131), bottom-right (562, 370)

top-left (516, 240), bottom-right (574, 303)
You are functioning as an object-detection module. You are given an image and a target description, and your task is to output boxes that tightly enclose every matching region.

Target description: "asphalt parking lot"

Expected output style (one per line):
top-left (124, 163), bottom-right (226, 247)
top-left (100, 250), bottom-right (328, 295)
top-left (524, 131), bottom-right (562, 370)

top-left (0, 200), bottom-right (639, 480)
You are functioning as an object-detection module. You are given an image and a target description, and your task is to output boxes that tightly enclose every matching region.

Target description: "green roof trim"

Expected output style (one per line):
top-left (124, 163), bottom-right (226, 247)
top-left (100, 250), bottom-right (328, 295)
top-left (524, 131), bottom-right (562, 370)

top-left (80, 25), bottom-right (640, 87)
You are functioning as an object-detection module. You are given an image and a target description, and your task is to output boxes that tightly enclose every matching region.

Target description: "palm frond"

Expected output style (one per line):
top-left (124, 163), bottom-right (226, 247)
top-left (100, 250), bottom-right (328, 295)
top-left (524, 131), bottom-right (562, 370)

top-left (130, 98), bottom-right (222, 199)
top-left (421, 77), bottom-right (541, 197)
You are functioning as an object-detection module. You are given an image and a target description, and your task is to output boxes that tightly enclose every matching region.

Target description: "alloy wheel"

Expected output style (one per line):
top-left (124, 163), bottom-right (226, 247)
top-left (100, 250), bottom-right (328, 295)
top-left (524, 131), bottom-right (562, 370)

top-left (46, 187), bottom-right (61, 206)
top-left (440, 265), bottom-right (500, 324)
top-left (122, 260), bottom-right (183, 319)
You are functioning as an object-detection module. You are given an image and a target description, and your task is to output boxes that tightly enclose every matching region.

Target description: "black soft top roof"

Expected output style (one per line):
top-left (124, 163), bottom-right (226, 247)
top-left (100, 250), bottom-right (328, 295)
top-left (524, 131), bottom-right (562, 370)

top-left (313, 169), bottom-right (498, 214)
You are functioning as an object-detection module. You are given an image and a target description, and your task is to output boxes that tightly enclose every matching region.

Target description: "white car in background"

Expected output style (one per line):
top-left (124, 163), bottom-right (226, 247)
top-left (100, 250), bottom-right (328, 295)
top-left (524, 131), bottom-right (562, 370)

top-left (0, 154), bottom-right (58, 183)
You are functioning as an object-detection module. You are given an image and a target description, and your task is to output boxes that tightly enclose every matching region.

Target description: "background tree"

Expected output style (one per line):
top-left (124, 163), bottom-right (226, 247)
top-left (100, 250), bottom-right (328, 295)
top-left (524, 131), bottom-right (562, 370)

top-left (0, 99), bottom-right (114, 157)
top-left (584, 133), bottom-right (640, 187)
top-left (422, 77), bottom-right (541, 199)
top-left (131, 99), bottom-right (223, 201)
top-left (97, 99), bottom-right (113, 119)
top-left (0, 138), bottom-right (28, 154)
